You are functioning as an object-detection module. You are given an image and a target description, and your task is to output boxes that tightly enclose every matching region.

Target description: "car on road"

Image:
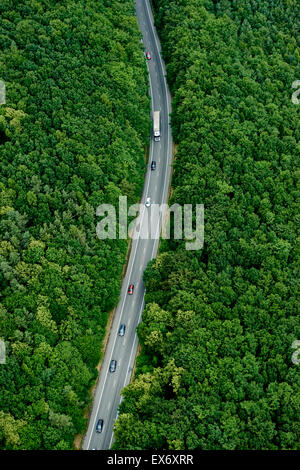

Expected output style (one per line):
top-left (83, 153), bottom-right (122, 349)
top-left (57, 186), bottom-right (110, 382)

top-left (118, 324), bottom-right (126, 336)
top-left (146, 51), bottom-right (151, 60)
top-left (109, 359), bottom-right (117, 373)
top-left (128, 284), bottom-right (134, 295)
top-left (96, 419), bottom-right (103, 433)
top-left (145, 197), bottom-right (151, 207)
top-left (151, 160), bottom-right (156, 170)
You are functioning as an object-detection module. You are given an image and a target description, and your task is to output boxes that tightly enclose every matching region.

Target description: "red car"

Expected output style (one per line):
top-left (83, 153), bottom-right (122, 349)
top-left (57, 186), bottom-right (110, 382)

top-left (146, 51), bottom-right (151, 60)
top-left (128, 284), bottom-right (134, 295)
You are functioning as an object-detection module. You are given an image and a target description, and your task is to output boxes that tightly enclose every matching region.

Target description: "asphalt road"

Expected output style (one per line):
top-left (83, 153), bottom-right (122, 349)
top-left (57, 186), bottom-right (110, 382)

top-left (82, 0), bottom-right (172, 450)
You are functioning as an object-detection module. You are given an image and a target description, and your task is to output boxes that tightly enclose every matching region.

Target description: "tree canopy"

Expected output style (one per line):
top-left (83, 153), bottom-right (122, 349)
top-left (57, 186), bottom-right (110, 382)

top-left (0, 0), bottom-right (150, 449)
top-left (114, 0), bottom-right (300, 450)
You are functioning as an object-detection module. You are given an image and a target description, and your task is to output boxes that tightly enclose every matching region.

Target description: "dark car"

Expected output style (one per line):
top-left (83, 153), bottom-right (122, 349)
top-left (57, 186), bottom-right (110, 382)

top-left (151, 160), bottom-right (156, 170)
top-left (128, 284), bottom-right (134, 295)
top-left (109, 359), bottom-right (117, 373)
top-left (96, 419), bottom-right (103, 433)
top-left (118, 324), bottom-right (126, 337)
top-left (146, 51), bottom-right (151, 60)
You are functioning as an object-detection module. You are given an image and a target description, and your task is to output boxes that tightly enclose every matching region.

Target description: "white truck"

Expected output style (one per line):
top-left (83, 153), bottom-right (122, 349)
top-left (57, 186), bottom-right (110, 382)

top-left (153, 111), bottom-right (160, 141)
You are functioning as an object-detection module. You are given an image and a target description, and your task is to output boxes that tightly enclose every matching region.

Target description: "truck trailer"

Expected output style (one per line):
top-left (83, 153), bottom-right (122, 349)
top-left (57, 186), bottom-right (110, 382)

top-left (153, 111), bottom-right (160, 141)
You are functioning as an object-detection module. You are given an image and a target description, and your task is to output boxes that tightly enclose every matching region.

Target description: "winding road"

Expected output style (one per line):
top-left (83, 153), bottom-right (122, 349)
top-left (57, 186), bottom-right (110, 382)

top-left (83, 0), bottom-right (172, 450)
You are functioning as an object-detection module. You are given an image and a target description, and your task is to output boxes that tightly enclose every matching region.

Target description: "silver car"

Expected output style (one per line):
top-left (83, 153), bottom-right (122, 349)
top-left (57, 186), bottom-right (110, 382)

top-left (118, 324), bottom-right (126, 337)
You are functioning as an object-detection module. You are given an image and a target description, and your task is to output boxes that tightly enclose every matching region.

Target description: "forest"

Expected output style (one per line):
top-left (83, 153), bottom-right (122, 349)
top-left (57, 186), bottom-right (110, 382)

top-left (0, 0), bottom-right (149, 449)
top-left (113, 0), bottom-right (300, 450)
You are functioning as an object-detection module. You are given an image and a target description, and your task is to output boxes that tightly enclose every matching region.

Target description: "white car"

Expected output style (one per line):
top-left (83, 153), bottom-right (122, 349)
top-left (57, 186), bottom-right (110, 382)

top-left (145, 197), bottom-right (151, 207)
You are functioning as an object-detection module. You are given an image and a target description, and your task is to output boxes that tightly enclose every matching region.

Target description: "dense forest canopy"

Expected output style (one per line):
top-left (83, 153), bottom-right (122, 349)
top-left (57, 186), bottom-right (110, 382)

top-left (114, 0), bottom-right (300, 450)
top-left (0, 0), bottom-right (150, 449)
